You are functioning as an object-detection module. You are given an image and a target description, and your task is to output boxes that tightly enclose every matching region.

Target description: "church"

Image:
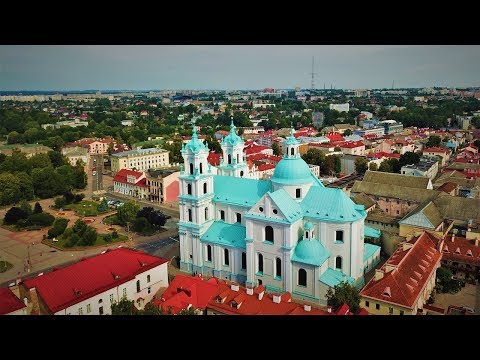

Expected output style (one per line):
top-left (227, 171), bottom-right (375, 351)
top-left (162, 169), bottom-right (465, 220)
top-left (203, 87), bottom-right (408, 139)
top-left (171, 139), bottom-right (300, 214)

top-left (177, 121), bottom-right (380, 304)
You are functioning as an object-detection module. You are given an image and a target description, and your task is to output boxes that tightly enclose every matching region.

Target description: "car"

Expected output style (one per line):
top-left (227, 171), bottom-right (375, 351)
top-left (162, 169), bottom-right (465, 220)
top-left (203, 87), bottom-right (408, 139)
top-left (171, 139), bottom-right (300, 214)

top-left (462, 306), bottom-right (475, 314)
top-left (92, 171), bottom-right (97, 176)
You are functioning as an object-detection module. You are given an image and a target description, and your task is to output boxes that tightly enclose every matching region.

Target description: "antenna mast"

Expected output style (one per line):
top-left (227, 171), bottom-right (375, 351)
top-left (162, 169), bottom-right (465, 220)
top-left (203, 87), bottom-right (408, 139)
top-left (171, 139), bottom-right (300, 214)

top-left (309, 56), bottom-right (316, 90)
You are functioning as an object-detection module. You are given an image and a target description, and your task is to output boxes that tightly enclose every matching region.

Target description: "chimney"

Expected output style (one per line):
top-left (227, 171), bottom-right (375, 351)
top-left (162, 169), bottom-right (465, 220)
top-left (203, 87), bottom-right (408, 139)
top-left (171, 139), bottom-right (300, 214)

top-left (258, 290), bottom-right (265, 301)
top-left (402, 242), bottom-right (413, 251)
top-left (385, 264), bottom-right (397, 273)
top-left (375, 269), bottom-right (384, 281)
top-left (273, 294), bottom-right (281, 304)
top-left (230, 283), bottom-right (240, 292)
top-left (246, 287), bottom-right (254, 295)
top-left (475, 239), bottom-right (479, 247)
top-left (304, 304), bottom-right (311, 312)
top-left (451, 234), bottom-right (455, 242)
top-left (327, 306), bottom-right (332, 313)
top-left (23, 297), bottom-right (28, 306)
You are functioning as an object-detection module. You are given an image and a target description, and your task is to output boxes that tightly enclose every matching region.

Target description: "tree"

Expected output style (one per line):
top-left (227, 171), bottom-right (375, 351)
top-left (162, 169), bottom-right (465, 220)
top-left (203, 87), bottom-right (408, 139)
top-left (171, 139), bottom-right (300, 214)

top-left (354, 157), bottom-right (369, 174)
top-left (326, 282), bottom-right (361, 314)
top-left (79, 226), bottom-right (97, 246)
top-left (72, 218), bottom-right (87, 235)
top-left (369, 162), bottom-right (378, 171)
top-left (271, 142), bottom-right (281, 156)
top-left (117, 201), bottom-right (141, 226)
top-left (425, 135), bottom-right (441, 148)
top-left (111, 296), bottom-right (135, 315)
top-left (436, 267), bottom-right (461, 294)
top-left (0, 173), bottom-right (22, 205)
top-left (177, 307), bottom-right (198, 315)
top-left (29, 153), bottom-right (53, 170)
top-left (343, 129), bottom-right (353, 136)
top-left (48, 151), bottom-right (67, 168)
top-left (19, 200), bottom-right (32, 216)
top-left (399, 151), bottom-right (420, 167)
top-left (137, 207), bottom-right (167, 227)
top-left (27, 212), bottom-right (55, 227)
top-left (16, 172), bottom-right (34, 201)
top-left (97, 198), bottom-right (109, 212)
top-left (54, 196), bottom-right (67, 209)
top-left (133, 217), bottom-right (153, 234)
top-left (31, 168), bottom-right (65, 198)
top-left (48, 218), bottom-right (69, 238)
top-left (3, 207), bottom-right (28, 225)
top-left (302, 148), bottom-right (325, 167)
top-left (33, 202), bottom-right (43, 214)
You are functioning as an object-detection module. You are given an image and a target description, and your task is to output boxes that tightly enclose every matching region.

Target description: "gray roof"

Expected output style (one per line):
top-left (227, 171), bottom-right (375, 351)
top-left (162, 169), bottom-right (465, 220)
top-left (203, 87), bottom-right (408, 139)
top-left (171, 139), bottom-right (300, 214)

top-left (351, 181), bottom-right (440, 203)
top-left (351, 192), bottom-right (376, 209)
top-left (111, 147), bottom-right (168, 158)
top-left (433, 195), bottom-right (480, 222)
top-left (363, 170), bottom-right (431, 189)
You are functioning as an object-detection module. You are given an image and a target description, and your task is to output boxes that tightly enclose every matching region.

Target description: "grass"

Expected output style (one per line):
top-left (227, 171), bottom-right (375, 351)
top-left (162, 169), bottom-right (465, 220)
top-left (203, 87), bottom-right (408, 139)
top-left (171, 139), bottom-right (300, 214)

top-left (0, 261), bottom-right (13, 273)
top-left (103, 214), bottom-right (120, 225)
top-left (65, 200), bottom-right (110, 217)
top-left (46, 233), bottom-right (128, 250)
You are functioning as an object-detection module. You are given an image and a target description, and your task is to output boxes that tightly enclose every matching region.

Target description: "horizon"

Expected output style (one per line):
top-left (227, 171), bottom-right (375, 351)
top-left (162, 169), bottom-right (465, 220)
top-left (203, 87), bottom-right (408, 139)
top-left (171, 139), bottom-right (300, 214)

top-left (1, 45), bottom-right (480, 91)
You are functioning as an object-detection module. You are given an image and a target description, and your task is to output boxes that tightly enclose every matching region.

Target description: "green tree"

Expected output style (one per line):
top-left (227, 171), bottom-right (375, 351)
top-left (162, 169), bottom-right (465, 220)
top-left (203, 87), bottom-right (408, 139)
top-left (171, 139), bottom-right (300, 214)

top-left (0, 150), bottom-right (31, 173)
top-left (16, 172), bottom-right (34, 201)
top-left (54, 196), bottom-right (67, 209)
top-left (436, 267), bottom-right (462, 294)
top-left (177, 307), bottom-right (198, 315)
top-left (4, 207), bottom-right (29, 225)
top-left (27, 212), bottom-right (55, 227)
top-left (79, 226), bottom-right (97, 246)
top-left (31, 168), bottom-right (65, 198)
top-left (72, 218), bottom-right (87, 235)
top-left (7, 131), bottom-right (24, 144)
top-left (132, 217), bottom-right (153, 235)
top-left (271, 142), bottom-right (281, 156)
top-left (48, 218), bottom-right (69, 238)
top-left (117, 201), bottom-right (141, 227)
top-left (399, 151), bottom-right (420, 167)
top-left (29, 153), bottom-right (53, 170)
top-left (19, 200), bottom-right (32, 216)
top-left (425, 135), bottom-right (441, 148)
top-left (0, 173), bottom-right (22, 205)
top-left (343, 129), bottom-right (353, 136)
top-left (48, 151), bottom-right (67, 168)
top-left (326, 282), bottom-right (361, 314)
top-left (354, 157), bottom-right (369, 174)
top-left (302, 148), bottom-right (325, 167)
top-left (33, 202), bottom-right (43, 214)
top-left (111, 296), bottom-right (135, 315)
top-left (369, 162), bottom-right (378, 171)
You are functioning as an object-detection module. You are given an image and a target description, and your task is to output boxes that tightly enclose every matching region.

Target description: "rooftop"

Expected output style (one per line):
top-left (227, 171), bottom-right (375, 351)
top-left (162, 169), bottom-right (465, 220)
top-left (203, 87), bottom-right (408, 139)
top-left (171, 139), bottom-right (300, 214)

top-left (200, 221), bottom-right (247, 249)
top-left (0, 288), bottom-right (26, 315)
top-left (363, 170), bottom-right (431, 189)
top-left (213, 175), bottom-right (271, 207)
top-left (111, 147), bottom-right (168, 158)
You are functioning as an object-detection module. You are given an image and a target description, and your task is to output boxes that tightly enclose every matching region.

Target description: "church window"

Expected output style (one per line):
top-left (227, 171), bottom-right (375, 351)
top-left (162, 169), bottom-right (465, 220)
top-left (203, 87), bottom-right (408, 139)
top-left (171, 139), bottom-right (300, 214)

top-left (276, 258), bottom-right (282, 278)
top-left (298, 268), bottom-right (307, 286)
top-left (187, 184), bottom-right (192, 195)
top-left (207, 245), bottom-right (212, 262)
top-left (258, 253), bottom-right (264, 273)
top-left (189, 163), bottom-right (193, 175)
top-left (259, 206), bottom-right (263, 212)
top-left (273, 209), bottom-right (278, 214)
top-left (335, 230), bottom-right (344, 243)
top-left (237, 154), bottom-right (240, 163)
top-left (205, 207), bottom-right (209, 221)
top-left (335, 256), bottom-right (342, 270)
top-left (241, 252), bottom-right (246, 270)
top-left (291, 148), bottom-right (294, 156)
top-left (220, 210), bottom-right (225, 221)
top-left (200, 163), bottom-right (203, 174)
top-left (203, 182), bottom-right (207, 194)
top-left (265, 226), bottom-right (274, 243)
top-left (188, 209), bottom-right (192, 222)
top-left (224, 248), bottom-right (229, 266)
top-left (236, 213), bottom-right (242, 223)
top-left (228, 154), bottom-right (232, 164)
top-left (296, 188), bottom-right (301, 198)
top-left (240, 170), bottom-right (244, 177)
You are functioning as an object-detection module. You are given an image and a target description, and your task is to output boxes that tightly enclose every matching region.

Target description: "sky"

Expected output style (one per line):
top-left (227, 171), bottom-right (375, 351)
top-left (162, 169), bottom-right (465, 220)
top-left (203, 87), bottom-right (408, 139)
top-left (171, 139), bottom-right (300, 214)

top-left (1, 45), bottom-right (479, 91)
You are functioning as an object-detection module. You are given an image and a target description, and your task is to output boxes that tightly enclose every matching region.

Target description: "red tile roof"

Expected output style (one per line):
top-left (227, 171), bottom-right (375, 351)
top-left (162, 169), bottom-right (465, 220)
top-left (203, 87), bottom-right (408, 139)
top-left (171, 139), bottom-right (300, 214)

top-left (326, 132), bottom-right (344, 142)
top-left (440, 235), bottom-right (480, 266)
top-left (256, 163), bottom-right (276, 171)
top-left (360, 231), bottom-right (441, 309)
top-left (245, 144), bottom-right (270, 155)
top-left (367, 151), bottom-right (401, 160)
top-left (23, 248), bottom-right (168, 314)
top-left (207, 283), bottom-right (329, 315)
top-left (424, 147), bottom-right (449, 154)
top-left (438, 182), bottom-right (457, 193)
top-left (340, 141), bottom-right (365, 149)
top-left (207, 152), bottom-right (222, 166)
top-left (113, 169), bottom-right (146, 186)
top-left (153, 274), bottom-right (220, 314)
top-left (73, 138), bottom-right (114, 146)
top-left (0, 288), bottom-right (26, 315)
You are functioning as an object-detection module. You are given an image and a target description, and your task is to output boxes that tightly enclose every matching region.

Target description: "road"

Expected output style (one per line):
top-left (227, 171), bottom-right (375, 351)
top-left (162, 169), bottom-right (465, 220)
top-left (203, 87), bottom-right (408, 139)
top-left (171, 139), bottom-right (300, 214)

top-left (88, 154), bottom-right (104, 198)
top-left (105, 192), bottom-right (180, 219)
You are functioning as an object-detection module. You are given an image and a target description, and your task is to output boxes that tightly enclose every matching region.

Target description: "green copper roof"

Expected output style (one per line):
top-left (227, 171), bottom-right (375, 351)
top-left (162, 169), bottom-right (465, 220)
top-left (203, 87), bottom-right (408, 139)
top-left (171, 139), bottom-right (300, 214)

top-left (285, 128), bottom-right (299, 146)
top-left (213, 175), bottom-right (271, 207)
top-left (364, 225), bottom-right (381, 239)
top-left (271, 157), bottom-right (313, 185)
top-left (268, 189), bottom-right (303, 223)
top-left (182, 125), bottom-right (208, 154)
top-left (319, 268), bottom-right (355, 287)
top-left (301, 187), bottom-right (366, 222)
top-left (364, 243), bottom-right (381, 262)
top-left (291, 239), bottom-right (330, 267)
top-left (304, 221), bottom-right (314, 230)
top-left (200, 221), bottom-right (246, 249)
top-left (221, 119), bottom-right (243, 146)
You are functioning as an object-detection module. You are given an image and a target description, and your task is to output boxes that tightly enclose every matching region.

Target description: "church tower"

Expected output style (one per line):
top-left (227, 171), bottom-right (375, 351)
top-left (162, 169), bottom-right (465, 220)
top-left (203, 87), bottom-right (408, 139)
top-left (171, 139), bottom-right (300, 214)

top-left (217, 119), bottom-right (249, 178)
top-left (178, 123), bottom-right (215, 274)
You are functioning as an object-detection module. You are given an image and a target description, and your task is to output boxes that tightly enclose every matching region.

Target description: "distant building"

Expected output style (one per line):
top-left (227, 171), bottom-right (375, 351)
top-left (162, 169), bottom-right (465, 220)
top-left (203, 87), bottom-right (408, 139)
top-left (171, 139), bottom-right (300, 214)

top-left (113, 169), bottom-right (148, 199)
top-left (146, 169), bottom-right (181, 204)
top-left (401, 156), bottom-right (439, 179)
top-left (61, 146), bottom-right (90, 167)
top-left (110, 148), bottom-right (170, 175)
top-left (423, 147), bottom-right (450, 167)
top-left (329, 103), bottom-right (350, 113)
top-left (381, 120), bottom-right (404, 135)
top-left (312, 112), bottom-right (325, 128)
top-left (0, 144), bottom-right (53, 158)
top-left (70, 138), bottom-right (114, 155)
top-left (21, 248), bottom-right (169, 315)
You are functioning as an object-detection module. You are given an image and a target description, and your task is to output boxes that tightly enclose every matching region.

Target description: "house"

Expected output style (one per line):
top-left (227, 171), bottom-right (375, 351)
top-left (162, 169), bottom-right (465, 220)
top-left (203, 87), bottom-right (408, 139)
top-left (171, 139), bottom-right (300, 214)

top-left (339, 141), bottom-right (365, 156)
top-left (110, 148), bottom-right (170, 175)
top-left (61, 146), bottom-right (90, 168)
top-left (437, 234), bottom-right (480, 283)
top-left (70, 138), bottom-right (114, 155)
top-left (360, 231), bottom-right (441, 315)
top-left (113, 169), bottom-right (148, 199)
top-left (146, 168), bottom-right (181, 203)
top-left (21, 248), bottom-right (169, 315)
top-left (401, 156), bottom-right (439, 180)
top-left (423, 147), bottom-right (450, 167)
top-left (0, 287), bottom-right (27, 315)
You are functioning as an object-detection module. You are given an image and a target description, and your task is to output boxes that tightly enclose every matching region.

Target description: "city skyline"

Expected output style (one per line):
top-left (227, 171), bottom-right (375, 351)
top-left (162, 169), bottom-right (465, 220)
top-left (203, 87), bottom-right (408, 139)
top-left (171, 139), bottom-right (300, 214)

top-left (1, 45), bottom-right (480, 91)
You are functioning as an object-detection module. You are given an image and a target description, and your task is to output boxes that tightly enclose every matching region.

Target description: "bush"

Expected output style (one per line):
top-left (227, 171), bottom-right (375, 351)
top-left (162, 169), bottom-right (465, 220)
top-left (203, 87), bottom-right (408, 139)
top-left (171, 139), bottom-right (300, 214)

top-left (111, 230), bottom-right (118, 239)
top-left (54, 196), bottom-right (67, 209)
top-left (104, 234), bottom-right (113, 243)
top-left (33, 202), bottom-right (43, 214)
top-left (4, 207), bottom-right (29, 225)
top-left (19, 200), bottom-right (33, 216)
top-left (64, 191), bottom-right (75, 205)
top-left (48, 218), bottom-right (69, 238)
top-left (133, 217), bottom-right (154, 235)
top-left (78, 226), bottom-right (97, 246)
top-left (74, 193), bottom-right (85, 203)
top-left (28, 212), bottom-right (55, 227)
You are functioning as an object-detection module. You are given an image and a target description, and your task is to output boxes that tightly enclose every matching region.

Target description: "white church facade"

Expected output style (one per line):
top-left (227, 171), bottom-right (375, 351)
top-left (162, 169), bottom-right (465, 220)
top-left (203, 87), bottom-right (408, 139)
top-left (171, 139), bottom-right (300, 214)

top-left (178, 121), bottom-right (380, 305)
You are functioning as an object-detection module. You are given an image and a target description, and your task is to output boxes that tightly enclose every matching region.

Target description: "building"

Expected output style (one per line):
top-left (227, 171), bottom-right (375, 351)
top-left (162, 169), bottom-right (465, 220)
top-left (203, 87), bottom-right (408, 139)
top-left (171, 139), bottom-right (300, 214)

top-left (312, 112), bottom-right (325, 128)
top-left (401, 156), bottom-right (439, 179)
top-left (61, 146), bottom-right (90, 167)
top-left (113, 169), bottom-right (148, 199)
top-left (362, 170), bottom-right (433, 190)
top-left (71, 138), bottom-right (114, 154)
top-left (178, 122), bottom-right (380, 305)
top-left (438, 234), bottom-right (480, 283)
top-left (0, 144), bottom-right (53, 158)
top-left (360, 231), bottom-right (441, 315)
top-left (21, 248), bottom-right (169, 315)
top-left (329, 103), bottom-right (350, 113)
top-left (340, 141), bottom-right (365, 156)
top-left (381, 120), bottom-right (404, 135)
top-left (110, 148), bottom-right (170, 175)
top-left (146, 169), bottom-right (181, 204)
top-left (423, 147), bottom-right (450, 167)
top-left (215, 121), bottom-right (251, 178)
top-left (0, 287), bottom-right (27, 315)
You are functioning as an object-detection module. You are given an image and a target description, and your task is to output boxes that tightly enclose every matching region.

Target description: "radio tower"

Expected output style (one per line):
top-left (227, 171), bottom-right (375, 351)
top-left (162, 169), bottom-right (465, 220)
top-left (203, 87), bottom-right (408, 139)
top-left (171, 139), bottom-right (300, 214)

top-left (309, 56), bottom-right (316, 90)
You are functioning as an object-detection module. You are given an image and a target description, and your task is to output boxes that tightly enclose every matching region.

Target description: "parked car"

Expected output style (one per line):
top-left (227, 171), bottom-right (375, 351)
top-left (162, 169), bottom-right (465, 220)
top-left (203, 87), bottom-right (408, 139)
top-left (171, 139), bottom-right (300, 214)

top-left (92, 171), bottom-right (97, 176)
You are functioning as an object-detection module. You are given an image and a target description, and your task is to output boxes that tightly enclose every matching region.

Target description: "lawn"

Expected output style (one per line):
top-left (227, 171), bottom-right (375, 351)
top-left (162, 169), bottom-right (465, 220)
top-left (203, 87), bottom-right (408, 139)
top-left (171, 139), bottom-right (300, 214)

top-left (0, 261), bottom-right (13, 273)
top-left (65, 200), bottom-right (110, 217)
top-left (103, 214), bottom-right (120, 225)
top-left (45, 233), bottom-right (128, 250)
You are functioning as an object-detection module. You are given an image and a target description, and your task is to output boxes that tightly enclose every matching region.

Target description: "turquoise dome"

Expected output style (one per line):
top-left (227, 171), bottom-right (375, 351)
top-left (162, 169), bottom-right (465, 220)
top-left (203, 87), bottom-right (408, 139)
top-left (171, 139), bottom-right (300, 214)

top-left (222, 120), bottom-right (243, 146)
top-left (304, 221), bottom-right (314, 230)
top-left (291, 239), bottom-right (330, 267)
top-left (271, 157), bottom-right (313, 185)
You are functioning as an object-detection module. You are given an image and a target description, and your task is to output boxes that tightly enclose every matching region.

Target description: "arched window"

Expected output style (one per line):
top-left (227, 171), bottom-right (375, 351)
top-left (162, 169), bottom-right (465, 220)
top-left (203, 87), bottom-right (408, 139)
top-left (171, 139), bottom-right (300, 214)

top-left (188, 209), bottom-right (192, 222)
top-left (207, 245), bottom-right (212, 262)
top-left (224, 248), bottom-right (229, 266)
top-left (290, 148), bottom-right (294, 156)
top-left (187, 183), bottom-right (192, 195)
top-left (305, 231), bottom-right (309, 239)
top-left (136, 280), bottom-right (140, 293)
top-left (205, 207), bottom-right (209, 220)
top-left (298, 268), bottom-right (307, 286)
top-left (241, 252), bottom-right (246, 270)
top-left (276, 257), bottom-right (282, 278)
top-left (147, 275), bottom-right (151, 283)
top-left (203, 182), bottom-right (207, 194)
top-left (189, 163), bottom-right (194, 175)
top-left (237, 154), bottom-right (239, 163)
top-left (228, 154), bottom-right (232, 164)
top-left (258, 253), bottom-right (264, 273)
top-left (335, 256), bottom-right (342, 270)
top-left (240, 170), bottom-right (244, 177)
top-left (200, 162), bottom-right (203, 174)
top-left (296, 188), bottom-right (301, 198)
top-left (335, 230), bottom-right (344, 243)
top-left (265, 226), bottom-right (274, 243)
